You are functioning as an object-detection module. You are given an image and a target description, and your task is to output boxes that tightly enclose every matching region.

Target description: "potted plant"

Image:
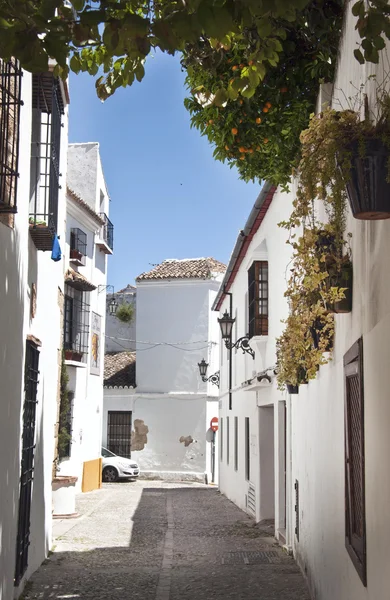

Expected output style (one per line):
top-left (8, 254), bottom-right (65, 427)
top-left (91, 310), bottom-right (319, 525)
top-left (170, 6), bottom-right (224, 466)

top-left (327, 258), bottom-right (353, 313)
top-left (29, 217), bottom-right (47, 227)
top-left (64, 349), bottom-right (83, 362)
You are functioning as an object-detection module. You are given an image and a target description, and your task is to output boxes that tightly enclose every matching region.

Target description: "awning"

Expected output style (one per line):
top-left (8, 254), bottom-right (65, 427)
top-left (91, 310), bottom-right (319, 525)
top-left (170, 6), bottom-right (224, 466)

top-left (65, 268), bottom-right (96, 292)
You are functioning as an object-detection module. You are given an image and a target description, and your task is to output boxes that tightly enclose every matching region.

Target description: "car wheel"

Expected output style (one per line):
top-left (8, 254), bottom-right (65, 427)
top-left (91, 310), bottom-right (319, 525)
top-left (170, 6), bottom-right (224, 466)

top-left (102, 466), bottom-right (119, 482)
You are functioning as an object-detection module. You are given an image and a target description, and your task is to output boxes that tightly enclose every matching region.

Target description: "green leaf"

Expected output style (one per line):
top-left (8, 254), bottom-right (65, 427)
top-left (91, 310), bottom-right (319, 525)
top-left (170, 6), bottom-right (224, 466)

top-left (352, 0), bottom-right (364, 17)
top-left (71, 0), bottom-right (85, 11)
top-left (135, 63), bottom-right (145, 82)
top-left (354, 48), bottom-right (365, 63)
top-left (70, 54), bottom-right (81, 74)
top-left (213, 87), bottom-right (228, 106)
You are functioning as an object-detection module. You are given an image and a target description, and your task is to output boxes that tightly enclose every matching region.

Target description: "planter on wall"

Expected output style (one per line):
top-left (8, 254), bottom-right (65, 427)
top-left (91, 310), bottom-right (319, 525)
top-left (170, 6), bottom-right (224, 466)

top-left (287, 384), bottom-right (299, 395)
top-left (341, 139), bottom-right (390, 220)
top-left (310, 318), bottom-right (333, 351)
top-left (70, 249), bottom-right (83, 261)
top-left (52, 475), bottom-right (78, 518)
top-left (64, 350), bottom-right (83, 362)
top-left (328, 262), bottom-right (353, 314)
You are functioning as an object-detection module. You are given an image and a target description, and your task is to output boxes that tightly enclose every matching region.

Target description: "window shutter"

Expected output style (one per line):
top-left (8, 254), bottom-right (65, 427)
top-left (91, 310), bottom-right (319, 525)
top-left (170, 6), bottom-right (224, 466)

top-left (344, 338), bottom-right (366, 586)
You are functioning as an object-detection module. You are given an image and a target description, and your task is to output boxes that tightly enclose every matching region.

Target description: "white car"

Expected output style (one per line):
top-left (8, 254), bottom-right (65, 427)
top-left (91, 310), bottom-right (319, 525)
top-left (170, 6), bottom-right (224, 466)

top-left (101, 447), bottom-right (140, 482)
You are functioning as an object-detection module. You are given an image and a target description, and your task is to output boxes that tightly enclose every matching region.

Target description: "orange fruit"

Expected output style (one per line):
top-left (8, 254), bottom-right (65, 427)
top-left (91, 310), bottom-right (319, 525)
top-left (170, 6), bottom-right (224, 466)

top-left (239, 119), bottom-right (243, 123)
top-left (231, 127), bottom-right (238, 135)
top-left (256, 117), bottom-right (262, 124)
top-left (232, 65), bottom-right (238, 71)
top-left (248, 60), bottom-right (254, 66)
top-left (239, 146), bottom-right (245, 153)
top-left (262, 107), bottom-right (269, 113)
top-left (280, 87), bottom-right (288, 93)
top-left (239, 99), bottom-right (243, 105)
top-left (225, 145), bottom-right (229, 151)
top-left (266, 102), bottom-right (272, 108)
top-left (248, 148), bottom-right (254, 154)
top-left (240, 154), bottom-right (245, 160)
top-left (264, 138), bottom-right (269, 144)
top-left (208, 119), bottom-right (213, 125)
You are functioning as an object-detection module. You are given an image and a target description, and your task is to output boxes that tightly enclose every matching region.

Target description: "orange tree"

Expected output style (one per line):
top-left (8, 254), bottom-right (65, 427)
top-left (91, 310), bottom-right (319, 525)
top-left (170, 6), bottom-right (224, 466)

top-left (0, 0), bottom-right (389, 102)
top-left (183, 0), bottom-right (343, 187)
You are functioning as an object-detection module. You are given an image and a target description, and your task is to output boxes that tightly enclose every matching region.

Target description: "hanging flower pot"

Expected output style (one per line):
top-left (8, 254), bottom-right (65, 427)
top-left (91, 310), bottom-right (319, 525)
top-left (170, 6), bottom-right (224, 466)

top-left (341, 138), bottom-right (390, 220)
top-left (328, 261), bottom-right (353, 313)
top-left (287, 384), bottom-right (299, 394)
top-left (310, 317), bottom-right (333, 351)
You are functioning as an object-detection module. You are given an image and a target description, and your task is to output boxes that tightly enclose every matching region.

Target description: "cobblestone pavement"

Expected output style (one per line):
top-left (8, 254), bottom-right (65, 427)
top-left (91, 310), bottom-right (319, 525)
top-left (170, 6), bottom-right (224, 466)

top-left (23, 481), bottom-right (310, 600)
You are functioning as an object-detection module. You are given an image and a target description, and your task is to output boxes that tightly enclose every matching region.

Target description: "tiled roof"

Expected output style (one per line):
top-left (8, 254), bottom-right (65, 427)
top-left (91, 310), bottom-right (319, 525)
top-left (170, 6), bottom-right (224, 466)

top-left (136, 258), bottom-right (226, 281)
top-left (67, 187), bottom-right (105, 226)
top-left (65, 268), bottom-right (97, 292)
top-left (117, 284), bottom-right (137, 294)
top-left (104, 352), bottom-right (136, 388)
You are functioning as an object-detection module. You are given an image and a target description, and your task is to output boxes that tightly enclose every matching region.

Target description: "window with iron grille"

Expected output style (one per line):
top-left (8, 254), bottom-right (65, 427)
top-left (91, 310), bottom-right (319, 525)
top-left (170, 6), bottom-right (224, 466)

top-left (344, 338), bottom-right (366, 586)
top-left (226, 416), bottom-right (230, 465)
top-left (107, 411), bottom-right (132, 458)
top-left (99, 212), bottom-right (114, 251)
top-left (294, 480), bottom-right (299, 541)
top-left (70, 228), bottom-right (87, 264)
top-left (248, 261), bottom-right (269, 338)
top-left (64, 284), bottom-right (90, 362)
top-left (58, 391), bottom-right (73, 460)
top-left (0, 58), bottom-right (22, 213)
top-left (14, 340), bottom-right (39, 586)
top-left (30, 73), bottom-right (63, 235)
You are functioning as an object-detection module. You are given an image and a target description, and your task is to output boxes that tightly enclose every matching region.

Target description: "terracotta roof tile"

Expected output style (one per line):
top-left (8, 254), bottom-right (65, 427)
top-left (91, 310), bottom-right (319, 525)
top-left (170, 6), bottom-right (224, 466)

top-left (65, 268), bottom-right (97, 292)
top-left (104, 352), bottom-right (136, 388)
top-left (67, 187), bottom-right (105, 226)
top-left (136, 257), bottom-right (226, 281)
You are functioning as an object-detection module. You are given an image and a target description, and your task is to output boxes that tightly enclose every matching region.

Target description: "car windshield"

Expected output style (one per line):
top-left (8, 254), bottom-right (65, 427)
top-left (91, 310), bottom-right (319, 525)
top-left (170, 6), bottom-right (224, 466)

top-left (101, 447), bottom-right (116, 458)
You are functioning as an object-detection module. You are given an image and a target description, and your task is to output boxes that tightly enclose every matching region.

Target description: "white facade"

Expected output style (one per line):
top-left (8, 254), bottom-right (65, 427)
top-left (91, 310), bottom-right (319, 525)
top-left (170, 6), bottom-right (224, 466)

top-left (0, 66), bottom-right (69, 599)
top-left (105, 284), bottom-right (136, 353)
top-left (217, 8), bottom-right (390, 600)
top-left (103, 260), bottom-right (223, 483)
top-left (58, 144), bottom-right (112, 492)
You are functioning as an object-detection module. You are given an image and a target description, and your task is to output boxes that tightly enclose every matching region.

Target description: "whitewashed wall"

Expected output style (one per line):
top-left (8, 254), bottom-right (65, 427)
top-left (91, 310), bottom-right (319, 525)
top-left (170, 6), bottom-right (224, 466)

top-left (218, 186), bottom-right (295, 524)
top-left (289, 7), bottom-right (390, 600)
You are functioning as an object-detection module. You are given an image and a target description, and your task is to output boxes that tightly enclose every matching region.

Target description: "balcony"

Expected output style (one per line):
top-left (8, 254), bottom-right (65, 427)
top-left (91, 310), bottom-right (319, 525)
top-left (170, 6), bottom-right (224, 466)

top-left (70, 228), bottom-right (87, 266)
top-left (97, 213), bottom-right (113, 254)
top-left (29, 73), bottom-right (63, 251)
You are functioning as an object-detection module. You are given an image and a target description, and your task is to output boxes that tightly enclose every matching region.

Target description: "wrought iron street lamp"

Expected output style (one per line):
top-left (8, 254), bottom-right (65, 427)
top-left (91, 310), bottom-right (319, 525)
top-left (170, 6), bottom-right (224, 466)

top-left (217, 310), bottom-right (255, 359)
top-left (197, 359), bottom-right (220, 387)
top-left (108, 297), bottom-right (118, 316)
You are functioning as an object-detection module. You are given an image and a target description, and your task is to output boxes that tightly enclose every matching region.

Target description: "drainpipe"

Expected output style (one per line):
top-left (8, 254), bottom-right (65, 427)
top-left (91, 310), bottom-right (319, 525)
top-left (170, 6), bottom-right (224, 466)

top-left (224, 289), bottom-right (233, 411)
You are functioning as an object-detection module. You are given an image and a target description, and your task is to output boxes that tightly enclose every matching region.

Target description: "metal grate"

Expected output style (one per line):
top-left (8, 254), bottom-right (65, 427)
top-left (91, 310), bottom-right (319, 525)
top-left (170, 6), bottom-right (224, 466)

top-left (222, 551), bottom-right (281, 565)
top-left (14, 341), bottom-right (40, 586)
top-left (64, 285), bottom-right (90, 362)
top-left (247, 482), bottom-right (256, 516)
top-left (58, 391), bottom-right (73, 460)
top-left (29, 74), bottom-right (63, 246)
top-left (107, 411), bottom-right (132, 458)
top-left (99, 212), bottom-right (114, 251)
top-left (294, 480), bottom-right (299, 540)
top-left (70, 228), bottom-right (87, 265)
top-left (347, 374), bottom-right (364, 535)
top-left (0, 58), bottom-right (22, 213)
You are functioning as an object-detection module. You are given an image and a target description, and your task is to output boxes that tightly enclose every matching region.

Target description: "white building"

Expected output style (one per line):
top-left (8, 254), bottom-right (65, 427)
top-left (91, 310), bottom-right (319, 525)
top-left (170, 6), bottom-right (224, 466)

top-left (216, 7), bottom-right (390, 600)
top-left (103, 257), bottom-right (225, 483)
top-left (57, 143), bottom-right (113, 492)
top-left (0, 63), bottom-right (69, 598)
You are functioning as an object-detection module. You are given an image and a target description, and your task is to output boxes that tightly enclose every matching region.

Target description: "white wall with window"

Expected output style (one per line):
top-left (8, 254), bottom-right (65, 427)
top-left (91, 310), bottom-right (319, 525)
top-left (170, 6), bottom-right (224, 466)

top-left (0, 62), bottom-right (70, 600)
top-left (57, 146), bottom-right (112, 493)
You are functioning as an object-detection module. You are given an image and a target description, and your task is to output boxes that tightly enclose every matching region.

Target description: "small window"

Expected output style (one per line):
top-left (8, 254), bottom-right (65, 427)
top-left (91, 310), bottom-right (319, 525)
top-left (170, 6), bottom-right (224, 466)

top-left (344, 338), bottom-right (366, 586)
top-left (0, 58), bottom-right (23, 214)
top-left (226, 416), bottom-right (230, 465)
top-left (220, 417), bottom-right (224, 462)
top-left (248, 261), bottom-right (268, 338)
top-left (234, 416), bottom-right (238, 471)
top-left (245, 417), bottom-right (250, 481)
top-left (70, 228), bottom-right (87, 265)
top-left (64, 285), bottom-right (90, 362)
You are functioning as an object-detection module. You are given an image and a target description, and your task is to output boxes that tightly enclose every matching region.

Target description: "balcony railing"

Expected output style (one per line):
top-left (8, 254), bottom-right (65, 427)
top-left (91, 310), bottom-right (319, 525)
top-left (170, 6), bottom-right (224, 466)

top-left (63, 285), bottom-right (90, 363)
top-left (98, 213), bottom-right (114, 253)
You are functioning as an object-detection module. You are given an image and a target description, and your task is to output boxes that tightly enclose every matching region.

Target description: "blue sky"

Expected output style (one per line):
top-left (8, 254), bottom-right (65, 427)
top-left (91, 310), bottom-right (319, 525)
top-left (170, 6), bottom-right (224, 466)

top-left (68, 51), bottom-right (260, 289)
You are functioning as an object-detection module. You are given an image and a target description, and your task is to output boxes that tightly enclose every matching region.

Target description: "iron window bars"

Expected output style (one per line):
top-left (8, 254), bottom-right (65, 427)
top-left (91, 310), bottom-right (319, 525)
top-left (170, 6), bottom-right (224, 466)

top-left (107, 411), bottom-right (132, 458)
top-left (70, 228), bottom-right (87, 265)
top-left (58, 391), bottom-right (73, 460)
top-left (64, 284), bottom-right (90, 362)
top-left (14, 340), bottom-right (40, 586)
top-left (29, 74), bottom-right (64, 248)
top-left (248, 261), bottom-right (269, 338)
top-left (0, 58), bottom-right (23, 213)
top-left (99, 212), bottom-right (114, 251)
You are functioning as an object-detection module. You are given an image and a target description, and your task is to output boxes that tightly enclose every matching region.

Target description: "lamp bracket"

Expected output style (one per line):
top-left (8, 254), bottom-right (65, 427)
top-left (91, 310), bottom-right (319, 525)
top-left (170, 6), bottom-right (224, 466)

top-left (202, 371), bottom-right (220, 388)
top-left (98, 284), bottom-right (114, 294)
top-left (224, 336), bottom-right (255, 359)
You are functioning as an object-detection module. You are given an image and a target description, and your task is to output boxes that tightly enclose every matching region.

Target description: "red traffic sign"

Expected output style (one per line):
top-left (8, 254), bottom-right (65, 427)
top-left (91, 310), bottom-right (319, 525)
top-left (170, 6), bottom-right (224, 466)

top-left (210, 417), bottom-right (219, 432)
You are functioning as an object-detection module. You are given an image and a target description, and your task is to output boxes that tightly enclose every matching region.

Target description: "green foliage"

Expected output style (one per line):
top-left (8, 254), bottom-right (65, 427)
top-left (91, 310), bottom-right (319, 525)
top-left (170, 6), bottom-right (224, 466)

top-left (115, 302), bottom-right (134, 324)
top-left (183, 0), bottom-right (343, 187)
top-left (58, 352), bottom-right (71, 460)
top-left (0, 0), bottom-right (387, 102)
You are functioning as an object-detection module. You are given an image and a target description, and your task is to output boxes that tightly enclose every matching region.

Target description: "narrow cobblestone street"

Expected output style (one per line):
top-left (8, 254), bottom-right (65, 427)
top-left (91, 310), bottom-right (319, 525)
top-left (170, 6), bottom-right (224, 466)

top-left (23, 482), bottom-right (310, 600)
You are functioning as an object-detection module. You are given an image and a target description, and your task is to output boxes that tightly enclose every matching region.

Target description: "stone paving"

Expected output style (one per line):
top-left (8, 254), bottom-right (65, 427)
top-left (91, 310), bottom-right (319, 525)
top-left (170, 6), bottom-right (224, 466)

top-left (22, 481), bottom-right (310, 600)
